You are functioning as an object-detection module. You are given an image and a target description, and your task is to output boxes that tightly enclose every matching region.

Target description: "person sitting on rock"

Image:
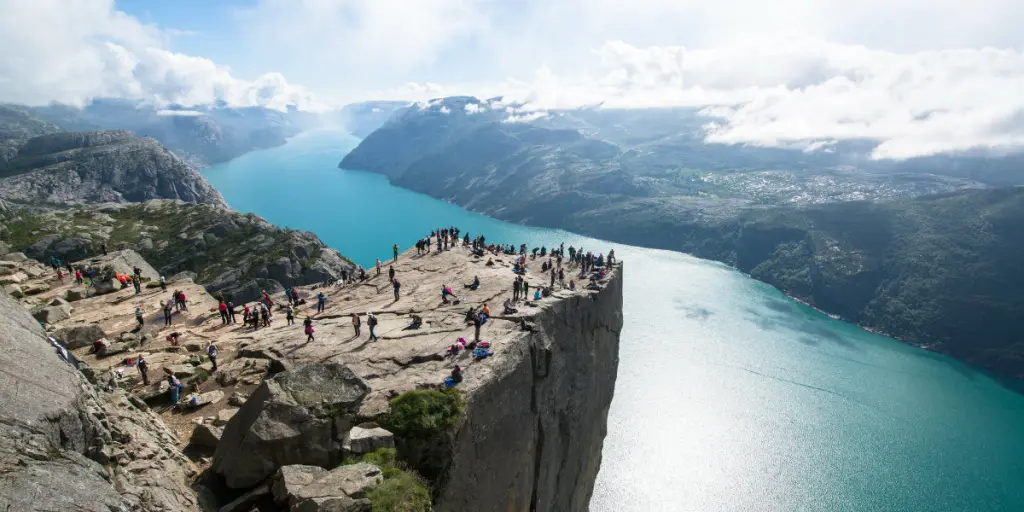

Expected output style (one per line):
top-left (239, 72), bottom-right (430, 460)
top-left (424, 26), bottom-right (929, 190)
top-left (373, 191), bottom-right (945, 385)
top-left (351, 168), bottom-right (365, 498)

top-left (92, 338), bottom-right (108, 354)
top-left (442, 366), bottom-right (464, 388)
top-left (502, 299), bottom-right (518, 315)
top-left (569, 280), bottom-right (576, 291)
top-left (465, 276), bottom-right (480, 290)
top-left (533, 289), bottom-right (542, 301)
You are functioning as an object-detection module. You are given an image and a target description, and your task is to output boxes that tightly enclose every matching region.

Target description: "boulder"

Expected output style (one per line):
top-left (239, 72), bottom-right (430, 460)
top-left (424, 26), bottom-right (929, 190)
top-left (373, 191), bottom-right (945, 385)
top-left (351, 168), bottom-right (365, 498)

top-left (164, 364), bottom-right (197, 378)
top-left (184, 341), bottom-right (203, 352)
top-left (190, 423), bottom-right (224, 449)
top-left (0, 272), bottom-right (26, 284)
top-left (187, 390), bottom-right (225, 408)
top-left (271, 464), bottom-right (327, 504)
top-left (212, 363), bottom-right (370, 489)
top-left (273, 462), bottom-right (381, 511)
top-left (93, 278), bottom-right (118, 295)
top-left (228, 392), bottom-right (249, 407)
top-left (5, 284), bottom-right (24, 298)
top-left (0, 240), bottom-right (9, 256)
top-left (22, 265), bottom-right (45, 278)
top-left (100, 341), bottom-right (132, 357)
top-left (53, 324), bottom-right (107, 349)
top-left (48, 297), bottom-right (69, 307)
top-left (4, 251), bottom-right (27, 262)
top-left (66, 287), bottom-right (88, 301)
top-left (22, 282), bottom-right (50, 295)
top-left (32, 305), bottom-right (71, 324)
top-left (214, 408), bottom-right (238, 426)
top-left (342, 426), bottom-right (395, 455)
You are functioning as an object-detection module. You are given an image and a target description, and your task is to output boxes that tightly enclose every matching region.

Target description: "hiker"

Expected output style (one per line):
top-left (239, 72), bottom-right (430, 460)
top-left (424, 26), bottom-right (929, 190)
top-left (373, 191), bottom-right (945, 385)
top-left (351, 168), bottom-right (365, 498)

top-left (132, 274), bottom-right (141, 294)
top-left (359, 267), bottom-right (366, 280)
top-left (569, 280), bottom-right (576, 291)
top-left (482, 303), bottom-right (491, 318)
top-left (465, 276), bottom-right (480, 291)
top-left (56, 268), bottom-right (64, 283)
top-left (243, 304), bottom-right (251, 324)
top-left (284, 287), bottom-right (292, 306)
top-left (503, 299), bottom-right (518, 315)
top-left (163, 299), bottom-right (173, 326)
top-left (291, 288), bottom-right (299, 305)
top-left (558, 268), bottom-right (565, 286)
top-left (352, 313), bottom-right (361, 336)
top-left (376, 258), bottom-right (382, 276)
top-left (472, 310), bottom-right (483, 342)
top-left (74, 268), bottom-right (83, 285)
top-left (286, 304), bottom-right (295, 325)
top-left (260, 303), bottom-right (271, 327)
top-left (177, 290), bottom-right (188, 311)
top-left (227, 301), bottom-right (237, 323)
top-left (534, 289), bottom-right (542, 301)
top-left (159, 275), bottom-right (166, 291)
top-left (316, 292), bottom-right (327, 313)
top-left (367, 313), bottom-right (379, 341)
top-left (167, 332), bottom-right (181, 346)
top-left (393, 278), bottom-right (401, 300)
top-left (167, 374), bottom-right (183, 404)
top-left (550, 268), bottom-right (556, 288)
top-left (513, 277), bottom-right (521, 301)
top-left (137, 355), bottom-right (149, 385)
top-left (608, 250), bottom-right (616, 266)
top-left (135, 306), bottom-right (145, 327)
top-left (388, 265), bottom-right (395, 283)
top-left (522, 280), bottom-right (530, 301)
top-left (207, 342), bottom-right (218, 372)
top-left (393, 243), bottom-right (399, 261)
top-left (218, 301), bottom-right (229, 324)
top-left (408, 314), bottom-right (422, 329)
top-left (304, 318), bottom-right (315, 342)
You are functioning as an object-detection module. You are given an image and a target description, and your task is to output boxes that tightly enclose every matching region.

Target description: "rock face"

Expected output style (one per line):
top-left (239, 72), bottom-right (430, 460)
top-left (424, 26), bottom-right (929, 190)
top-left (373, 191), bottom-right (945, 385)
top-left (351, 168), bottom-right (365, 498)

top-left (343, 425), bottom-right (395, 455)
top-left (0, 290), bottom-right (198, 511)
top-left (436, 266), bottom-right (624, 512)
top-left (212, 363), bottom-right (371, 489)
top-left (0, 130), bottom-right (227, 208)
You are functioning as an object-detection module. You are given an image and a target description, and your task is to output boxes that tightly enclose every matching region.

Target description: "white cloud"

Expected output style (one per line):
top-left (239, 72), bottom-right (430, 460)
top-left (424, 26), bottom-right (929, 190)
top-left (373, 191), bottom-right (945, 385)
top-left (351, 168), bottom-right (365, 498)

top-left (156, 109), bottom-right (204, 116)
top-left (0, 0), bottom-right (325, 111)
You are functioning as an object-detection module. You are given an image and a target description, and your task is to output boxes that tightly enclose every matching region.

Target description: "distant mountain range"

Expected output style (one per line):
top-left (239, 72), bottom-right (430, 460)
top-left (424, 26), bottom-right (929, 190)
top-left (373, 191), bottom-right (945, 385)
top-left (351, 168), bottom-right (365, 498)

top-left (340, 96), bottom-right (1024, 379)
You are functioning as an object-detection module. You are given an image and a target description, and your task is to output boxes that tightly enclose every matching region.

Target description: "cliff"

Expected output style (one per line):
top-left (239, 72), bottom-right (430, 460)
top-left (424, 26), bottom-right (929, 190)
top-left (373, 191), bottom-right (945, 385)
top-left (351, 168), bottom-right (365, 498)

top-left (0, 130), bottom-right (226, 208)
top-left (1, 236), bottom-right (623, 511)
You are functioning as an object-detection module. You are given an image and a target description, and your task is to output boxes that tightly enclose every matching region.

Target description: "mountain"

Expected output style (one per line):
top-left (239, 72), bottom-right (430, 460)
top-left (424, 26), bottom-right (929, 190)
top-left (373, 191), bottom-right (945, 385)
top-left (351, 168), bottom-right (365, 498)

top-left (27, 99), bottom-right (304, 168)
top-left (0, 129), bottom-right (226, 208)
top-left (342, 97), bottom-right (1024, 378)
top-left (336, 100), bottom-right (408, 137)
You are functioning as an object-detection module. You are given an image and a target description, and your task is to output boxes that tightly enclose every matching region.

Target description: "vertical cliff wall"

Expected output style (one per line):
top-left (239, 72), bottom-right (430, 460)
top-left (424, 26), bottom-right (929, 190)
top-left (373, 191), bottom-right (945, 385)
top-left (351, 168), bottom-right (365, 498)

top-left (437, 264), bottom-right (624, 512)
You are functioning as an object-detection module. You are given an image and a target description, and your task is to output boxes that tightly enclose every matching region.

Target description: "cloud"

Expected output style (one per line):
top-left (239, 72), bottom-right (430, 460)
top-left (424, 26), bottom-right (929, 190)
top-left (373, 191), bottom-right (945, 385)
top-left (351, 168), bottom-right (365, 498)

top-left (0, 0), bottom-right (325, 110)
top-left (156, 109), bottom-right (204, 116)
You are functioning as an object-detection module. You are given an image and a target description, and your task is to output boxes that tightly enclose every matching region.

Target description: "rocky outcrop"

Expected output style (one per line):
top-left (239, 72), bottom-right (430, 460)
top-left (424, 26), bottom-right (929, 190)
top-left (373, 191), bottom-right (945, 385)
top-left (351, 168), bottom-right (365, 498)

top-left (0, 289), bottom-right (198, 511)
top-left (0, 130), bottom-right (227, 208)
top-left (212, 363), bottom-right (370, 489)
top-left (3, 201), bottom-right (356, 302)
top-left (271, 462), bottom-right (382, 511)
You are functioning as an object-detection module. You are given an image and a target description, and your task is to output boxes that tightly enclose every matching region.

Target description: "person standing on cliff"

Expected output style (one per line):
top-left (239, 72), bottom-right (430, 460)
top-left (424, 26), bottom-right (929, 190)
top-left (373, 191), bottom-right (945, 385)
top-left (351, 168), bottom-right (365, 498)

top-left (352, 313), bottom-right (361, 336)
top-left (388, 265), bottom-right (396, 283)
top-left (207, 342), bottom-right (219, 372)
top-left (286, 304), bottom-right (295, 325)
top-left (376, 258), bottom-right (382, 276)
top-left (393, 244), bottom-right (399, 261)
top-left (367, 313), bottom-right (379, 341)
top-left (316, 292), bottom-right (327, 313)
top-left (163, 298), bottom-right (173, 326)
top-left (137, 355), bottom-right (149, 385)
top-left (393, 278), bottom-right (401, 301)
top-left (512, 277), bottom-right (521, 301)
top-left (227, 301), bottom-right (237, 323)
top-left (218, 300), bottom-right (229, 324)
top-left (522, 280), bottom-right (530, 302)
top-left (134, 305), bottom-right (145, 328)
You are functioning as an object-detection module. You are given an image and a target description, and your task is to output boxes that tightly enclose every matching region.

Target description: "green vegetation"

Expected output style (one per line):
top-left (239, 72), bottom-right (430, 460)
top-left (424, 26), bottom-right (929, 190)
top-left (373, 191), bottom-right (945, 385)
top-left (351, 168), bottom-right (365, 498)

top-left (380, 388), bottom-right (464, 483)
top-left (356, 448), bottom-right (432, 512)
top-left (385, 389), bottom-right (464, 437)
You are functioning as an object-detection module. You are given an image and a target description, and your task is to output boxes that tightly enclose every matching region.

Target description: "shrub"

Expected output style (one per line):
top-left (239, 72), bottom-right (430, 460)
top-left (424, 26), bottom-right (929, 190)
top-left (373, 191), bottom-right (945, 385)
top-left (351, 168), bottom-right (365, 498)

top-left (385, 389), bottom-right (463, 438)
top-left (366, 468), bottom-right (431, 512)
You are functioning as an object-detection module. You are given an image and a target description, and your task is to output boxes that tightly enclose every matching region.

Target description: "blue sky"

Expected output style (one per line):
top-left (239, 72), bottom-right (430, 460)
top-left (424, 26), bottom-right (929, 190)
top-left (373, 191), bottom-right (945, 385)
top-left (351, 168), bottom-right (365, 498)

top-left (2, 0), bottom-right (1024, 158)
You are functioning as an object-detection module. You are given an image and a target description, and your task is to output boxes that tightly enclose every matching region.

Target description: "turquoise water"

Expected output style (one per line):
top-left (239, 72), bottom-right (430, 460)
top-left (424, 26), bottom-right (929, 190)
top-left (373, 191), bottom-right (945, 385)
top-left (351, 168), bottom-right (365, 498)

top-left (204, 130), bottom-right (1024, 511)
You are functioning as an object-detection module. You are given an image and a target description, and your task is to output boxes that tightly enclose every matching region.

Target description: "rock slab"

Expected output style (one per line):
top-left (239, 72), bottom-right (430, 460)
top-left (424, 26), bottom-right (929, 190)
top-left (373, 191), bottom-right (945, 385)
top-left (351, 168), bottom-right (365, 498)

top-left (212, 363), bottom-right (370, 489)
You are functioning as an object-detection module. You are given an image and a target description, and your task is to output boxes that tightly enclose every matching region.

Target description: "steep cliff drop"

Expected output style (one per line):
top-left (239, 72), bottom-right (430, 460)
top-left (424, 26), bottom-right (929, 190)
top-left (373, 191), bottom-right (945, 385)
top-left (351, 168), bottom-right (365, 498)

top-left (438, 266), bottom-right (623, 511)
